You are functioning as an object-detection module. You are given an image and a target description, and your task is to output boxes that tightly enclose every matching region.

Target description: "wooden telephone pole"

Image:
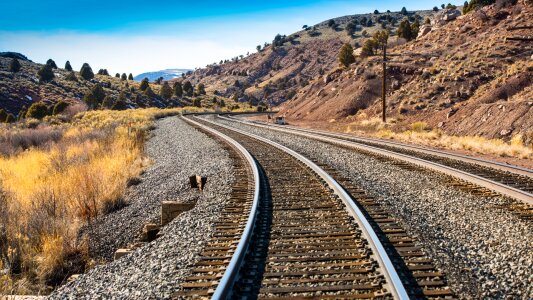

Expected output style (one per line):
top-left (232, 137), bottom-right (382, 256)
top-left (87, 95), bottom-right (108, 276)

top-left (382, 45), bottom-right (387, 123)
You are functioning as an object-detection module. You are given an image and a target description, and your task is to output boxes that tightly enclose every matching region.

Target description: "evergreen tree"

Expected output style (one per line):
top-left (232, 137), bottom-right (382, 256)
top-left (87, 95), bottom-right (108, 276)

top-left (26, 102), bottom-right (49, 119)
top-left (220, 99), bottom-right (225, 107)
top-left (111, 98), bottom-right (128, 110)
top-left (80, 63), bottom-right (94, 80)
top-left (196, 83), bottom-right (206, 95)
top-left (18, 106), bottom-right (27, 121)
top-left (52, 101), bottom-right (69, 115)
top-left (397, 19), bottom-right (414, 40)
top-left (115, 73), bottom-right (120, 78)
top-left (173, 82), bottom-right (183, 97)
top-left (160, 81), bottom-right (172, 99)
top-left (144, 86), bottom-right (155, 98)
top-left (9, 58), bottom-right (21, 73)
top-left (139, 78), bottom-right (149, 91)
top-left (101, 95), bottom-right (115, 109)
top-left (401, 7), bottom-right (408, 15)
top-left (121, 73), bottom-right (127, 81)
top-left (0, 109), bottom-right (7, 122)
top-left (46, 59), bottom-right (58, 69)
top-left (338, 43), bottom-right (355, 68)
top-left (361, 39), bottom-right (377, 56)
top-left (433, 6), bottom-right (439, 11)
top-left (38, 64), bottom-right (55, 82)
top-left (256, 45), bottom-right (261, 52)
top-left (65, 61), bottom-right (73, 71)
top-left (5, 113), bottom-right (15, 123)
top-left (183, 81), bottom-right (193, 97)
top-left (411, 20), bottom-right (420, 37)
top-left (128, 73), bottom-right (133, 80)
top-left (83, 84), bottom-right (106, 109)
top-left (374, 9), bottom-right (380, 14)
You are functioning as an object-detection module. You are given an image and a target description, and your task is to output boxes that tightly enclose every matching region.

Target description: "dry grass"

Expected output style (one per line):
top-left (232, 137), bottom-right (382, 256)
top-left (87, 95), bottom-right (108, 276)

top-left (0, 107), bottom-right (199, 295)
top-left (374, 126), bottom-right (533, 159)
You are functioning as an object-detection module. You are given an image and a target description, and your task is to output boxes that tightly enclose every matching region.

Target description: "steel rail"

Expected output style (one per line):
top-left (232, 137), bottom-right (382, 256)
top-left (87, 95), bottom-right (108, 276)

top-left (180, 115), bottom-right (261, 300)
top-left (194, 115), bottom-right (410, 300)
top-left (227, 114), bottom-right (533, 178)
top-left (219, 114), bottom-right (533, 205)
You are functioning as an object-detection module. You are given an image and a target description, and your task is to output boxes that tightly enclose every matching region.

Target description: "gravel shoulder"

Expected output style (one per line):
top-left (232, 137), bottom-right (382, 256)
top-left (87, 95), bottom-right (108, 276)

top-left (50, 116), bottom-right (234, 299)
top-left (215, 116), bottom-right (533, 299)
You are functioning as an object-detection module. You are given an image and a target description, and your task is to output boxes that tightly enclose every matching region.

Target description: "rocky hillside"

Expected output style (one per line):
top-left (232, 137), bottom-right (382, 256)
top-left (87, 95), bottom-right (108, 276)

top-left (0, 56), bottom-right (188, 118)
top-left (184, 0), bottom-right (532, 143)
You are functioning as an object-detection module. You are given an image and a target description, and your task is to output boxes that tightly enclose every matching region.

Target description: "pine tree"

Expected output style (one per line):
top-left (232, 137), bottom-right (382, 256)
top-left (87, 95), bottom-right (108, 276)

top-left (38, 64), bottom-right (55, 82)
top-left (111, 98), bottom-right (128, 110)
top-left (144, 86), bottom-right (155, 98)
top-left (115, 73), bottom-right (120, 78)
top-left (160, 81), bottom-right (172, 99)
top-left (401, 7), bottom-right (408, 14)
top-left (183, 81), bottom-right (193, 97)
top-left (196, 83), bottom-right (206, 95)
top-left (361, 39), bottom-right (377, 56)
top-left (80, 63), bottom-right (94, 80)
top-left (101, 95), bottom-right (115, 109)
top-left (25, 103), bottom-right (49, 119)
top-left (65, 61), bottom-right (73, 71)
top-left (397, 19), bottom-right (414, 40)
top-left (0, 109), bottom-right (7, 122)
top-left (139, 78), bottom-right (149, 91)
top-left (121, 73), bottom-right (127, 81)
top-left (173, 82), bottom-right (183, 97)
top-left (5, 113), bottom-right (15, 123)
top-left (52, 101), bottom-right (69, 115)
top-left (9, 58), bottom-right (21, 73)
top-left (83, 84), bottom-right (106, 109)
top-left (128, 73), bottom-right (133, 80)
top-left (46, 59), bottom-right (58, 69)
top-left (338, 43), bottom-right (355, 68)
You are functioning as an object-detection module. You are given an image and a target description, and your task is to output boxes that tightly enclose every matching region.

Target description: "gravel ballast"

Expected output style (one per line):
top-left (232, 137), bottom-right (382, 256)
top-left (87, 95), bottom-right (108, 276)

top-left (215, 117), bottom-right (532, 299)
top-left (50, 116), bottom-right (234, 299)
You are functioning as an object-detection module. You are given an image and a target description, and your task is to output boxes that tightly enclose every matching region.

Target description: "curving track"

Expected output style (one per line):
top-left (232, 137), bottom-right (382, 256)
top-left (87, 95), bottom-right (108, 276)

top-left (223, 114), bottom-right (533, 207)
top-left (176, 115), bottom-right (416, 299)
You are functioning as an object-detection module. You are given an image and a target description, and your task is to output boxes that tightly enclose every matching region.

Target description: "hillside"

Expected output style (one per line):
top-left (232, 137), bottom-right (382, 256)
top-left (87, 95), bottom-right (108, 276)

top-left (183, 0), bottom-right (532, 144)
top-left (0, 57), bottom-right (240, 118)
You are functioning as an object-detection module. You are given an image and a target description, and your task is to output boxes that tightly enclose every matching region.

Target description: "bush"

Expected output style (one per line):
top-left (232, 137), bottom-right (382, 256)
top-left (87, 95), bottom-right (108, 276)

top-left (144, 86), bottom-right (155, 98)
top-left (46, 59), bottom-right (58, 69)
top-left (65, 61), bottom-right (73, 71)
top-left (80, 63), bottom-right (94, 80)
top-left (173, 82), bottom-right (183, 97)
top-left (26, 102), bottom-right (50, 119)
top-left (160, 82), bottom-right (172, 99)
top-left (111, 99), bottom-right (128, 110)
top-left (121, 73), bottom-right (127, 81)
top-left (397, 20), bottom-right (414, 40)
top-left (9, 58), bottom-right (21, 72)
top-left (0, 109), bottom-right (7, 122)
top-left (128, 73), bottom-right (133, 80)
top-left (5, 113), bottom-right (15, 123)
top-left (183, 81), bottom-right (193, 97)
top-left (338, 43), bottom-right (355, 67)
top-left (411, 121), bottom-right (428, 132)
top-left (193, 98), bottom-right (202, 107)
top-left (52, 101), bottom-right (69, 115)
top-left (139, 78), bottom-right (149, 91)
top-left (38, 64), bottom-right (55, 82)
top-left (196, 83), bottom-right (206, 95)
top-left (83, 84), bottom-right (106, 109)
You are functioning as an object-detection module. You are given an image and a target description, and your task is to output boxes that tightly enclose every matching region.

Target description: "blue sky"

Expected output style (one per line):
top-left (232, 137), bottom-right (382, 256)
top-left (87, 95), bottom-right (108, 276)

top-left (0, 0), bottom-right (459, 75)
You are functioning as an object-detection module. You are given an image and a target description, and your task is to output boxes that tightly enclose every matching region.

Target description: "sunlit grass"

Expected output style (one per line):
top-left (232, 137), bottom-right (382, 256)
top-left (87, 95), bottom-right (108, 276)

top-left (0, 107), bottom-right (201, 295)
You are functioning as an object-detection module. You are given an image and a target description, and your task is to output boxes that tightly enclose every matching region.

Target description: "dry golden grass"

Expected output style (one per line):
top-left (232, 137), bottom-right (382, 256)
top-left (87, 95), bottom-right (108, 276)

top-left (0, 107), bottom-right (201, 295)
top-left (345, 119), bottom-right (532, 160)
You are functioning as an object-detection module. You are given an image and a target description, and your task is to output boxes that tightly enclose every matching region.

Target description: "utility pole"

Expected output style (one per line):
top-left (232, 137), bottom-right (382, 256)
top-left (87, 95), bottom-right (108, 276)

top-left (382, 44), bottom-right (387, 123)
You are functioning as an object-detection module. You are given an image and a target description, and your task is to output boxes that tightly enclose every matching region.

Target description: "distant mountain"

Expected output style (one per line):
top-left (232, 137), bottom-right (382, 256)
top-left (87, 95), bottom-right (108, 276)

top-left (133, 69), bottom-right (192, 82)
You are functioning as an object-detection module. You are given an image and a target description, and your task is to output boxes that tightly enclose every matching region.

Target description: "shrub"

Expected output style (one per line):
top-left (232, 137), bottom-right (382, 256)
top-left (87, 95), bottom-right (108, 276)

top-left (401, 7), bottom-right (408, 14)
top-left (0, 109), bottom-right (7, 122)
top-left (9, 58), bottom-right (21, 72)
top-left (128, 73), bottom-right (133, 81)
top-left (46, 59), bottom-right (58, 69)
top-left (374, 9), bottom-right (380, 14)
top-left (5, 113), bottom-right (15, 123)
top-left (397, 19), bottom-right (414, 40)
top-left (411, 121), bottom-right (428, 132)
top-left (52, 101), bottom-right (69, 115)
top-left (38, 64), bottom-right (55, 82)
top-left (121, 73), bottom-right (127, 81)
top-left (433, 6), bottom-right (439, 11)
top-left (160, 82), bottom-right (172, 99)
top-left (26, 102), bottom-right (50, 119)
top-left (173, 81), bottom-right (183, 97)
top-left (196, 83), bottom-right (206, 95)
top-left (144, 86), bottom-right (155, 98)
top-left (338, 43), bottom-right (355, 67)
top-left (183, 81), bottom-right (193, 97)
top-left (83, 84), bottom-right (106, 109)
top-left (64, 61), bottom-right (73, 71)
top-left (111, 99), bottom-right (128, 110)
top-left (193, 98), bottom-right (202, 107)
top-left (80, 63), bottom-right (94, 80)
top-left (139, 78), bottom-right (149, 91)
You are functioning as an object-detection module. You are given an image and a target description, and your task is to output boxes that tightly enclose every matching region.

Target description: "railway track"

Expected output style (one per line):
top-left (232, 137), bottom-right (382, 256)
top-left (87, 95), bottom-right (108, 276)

top-left (175, 116), bottom-right (454, 299)
top-left (222, 114), bottom-right (533, 207)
